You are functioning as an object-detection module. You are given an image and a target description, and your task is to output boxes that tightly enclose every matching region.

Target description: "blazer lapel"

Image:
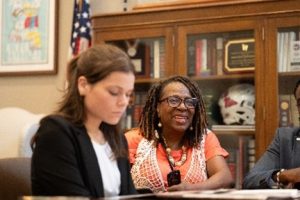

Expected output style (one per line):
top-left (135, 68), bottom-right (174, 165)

top-left (292, 128), bottom-right (300, 167)
top-left (117, 157), bottom-right (129, 195)
top-left (77, 127), bottom-right (104, 197)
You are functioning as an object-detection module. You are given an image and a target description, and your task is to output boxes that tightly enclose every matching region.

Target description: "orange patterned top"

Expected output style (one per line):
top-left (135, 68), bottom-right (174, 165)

top-left (125, 129), bottom-right (228, 192)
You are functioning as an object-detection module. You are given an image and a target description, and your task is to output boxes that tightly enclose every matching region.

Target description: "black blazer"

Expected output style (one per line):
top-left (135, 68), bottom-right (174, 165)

top-left (243, 127), bottom-right (300, 189)
top-left (31, 115), bottom-right (137, 198)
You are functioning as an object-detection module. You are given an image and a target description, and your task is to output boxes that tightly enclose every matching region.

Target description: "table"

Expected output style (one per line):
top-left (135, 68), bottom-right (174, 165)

top-left (20, 189), bottom-right (300, 200)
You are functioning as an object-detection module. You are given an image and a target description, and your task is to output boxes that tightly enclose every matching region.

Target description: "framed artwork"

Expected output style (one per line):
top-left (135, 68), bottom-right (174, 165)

top-left (0, 0), bottom-right (58, 76)
top-left (109, 39), bottom-right (151, 78)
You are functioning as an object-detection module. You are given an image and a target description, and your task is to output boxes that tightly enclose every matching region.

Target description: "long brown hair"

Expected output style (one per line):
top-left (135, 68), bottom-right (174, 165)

top-left (32, 44), bottom-right (135, 158)
top-left (139, 75), bottom-right (208, 148)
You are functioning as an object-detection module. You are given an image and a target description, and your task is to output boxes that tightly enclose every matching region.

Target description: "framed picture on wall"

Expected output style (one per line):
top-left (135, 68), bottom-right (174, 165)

top-left (109, 39), bottom-right (151, 78)
top-left (0, 0), bottom-right (58, 76)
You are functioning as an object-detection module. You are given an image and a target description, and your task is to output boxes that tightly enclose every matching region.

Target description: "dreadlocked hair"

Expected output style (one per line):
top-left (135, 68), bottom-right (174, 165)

top-left (139, 75), bottom-right (208, 148)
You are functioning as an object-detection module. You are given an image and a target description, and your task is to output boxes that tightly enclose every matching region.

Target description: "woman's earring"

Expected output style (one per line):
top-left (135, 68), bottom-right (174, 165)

top-left (189, 126), bottom-right (193, 131)
top-left (155, 130), bottom-right (159, 139)
top-left (158, 121), bottom-right (162, 127)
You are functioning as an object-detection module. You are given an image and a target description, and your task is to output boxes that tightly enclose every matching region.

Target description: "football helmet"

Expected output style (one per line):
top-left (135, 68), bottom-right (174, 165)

top-left (218, 84), bottom-right (255, 125)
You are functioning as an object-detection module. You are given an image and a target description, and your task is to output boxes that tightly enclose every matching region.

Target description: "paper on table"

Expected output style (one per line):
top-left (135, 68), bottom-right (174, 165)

top-left (157, 189), bottom-right (300, 199)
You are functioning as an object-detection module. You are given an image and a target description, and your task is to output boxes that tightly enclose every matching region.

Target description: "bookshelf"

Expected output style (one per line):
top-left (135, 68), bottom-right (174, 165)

top-left (211, 125), bottom-right (255, 135)
top-left (92, 0), bottom-right (300, 187)
top-left (212, 125), bottom-right (255, 188)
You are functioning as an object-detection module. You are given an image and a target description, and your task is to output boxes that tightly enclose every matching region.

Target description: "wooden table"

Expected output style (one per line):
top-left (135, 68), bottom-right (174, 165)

top-left (20, 189), bottom-right (300, 200)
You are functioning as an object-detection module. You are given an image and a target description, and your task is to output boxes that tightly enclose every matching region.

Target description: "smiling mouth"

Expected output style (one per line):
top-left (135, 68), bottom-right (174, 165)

top-left (174, 116), bottom-right (188, 124)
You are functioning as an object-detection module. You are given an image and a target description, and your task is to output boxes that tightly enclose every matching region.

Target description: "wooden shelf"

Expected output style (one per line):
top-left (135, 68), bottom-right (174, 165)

top-left (191, 73), bottom-right (254, 81)
top-left (212, 125), bottom-right (255, 136)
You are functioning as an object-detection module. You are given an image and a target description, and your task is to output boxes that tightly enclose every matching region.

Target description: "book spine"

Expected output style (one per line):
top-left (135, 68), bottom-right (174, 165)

top-left (209, 38), bottom-right (217, 75)
top-left (289, 37), bottom-right (300, 71)
top-left (159, 39), bottom-right (166, 77)
top-left (279, 32), bottom-right (285, 72)
top-left (282, 32), bottom-right (289, 72)
top-left (236, 136), bottom-right (252, 189)
top-left (202, 92), bottom-right (216, 127)
top-left (216, 37), bottom-right (224, 75)
top-left (195, 39), bottom-right (202, 76)
top-left (237, 137), bottom-right (244, 189)
top-left (132, 93), bottom-right (141, 127)
top-left (286, 32), bottom-right (292, 72)
top-left (126, 112), bottom-right (132, 130)
top-left (149, 40), bottom-right (154, 78)
top-left (143, 44), bottom-right (151, 78)
top-left (187, 38), bottom-right (196, 76)
top-left (200, 38), bottom-right (209, 76)
top-left (226, 148), bottom-right (238, 188)
top-left (153, 40), bottom-right (160, 78)
top-left (277, 32), bottom-right (282, 72)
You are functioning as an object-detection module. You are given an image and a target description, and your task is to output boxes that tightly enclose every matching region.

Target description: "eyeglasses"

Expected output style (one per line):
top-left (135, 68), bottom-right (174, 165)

top-left (159, 96), bottom-right (198, 109)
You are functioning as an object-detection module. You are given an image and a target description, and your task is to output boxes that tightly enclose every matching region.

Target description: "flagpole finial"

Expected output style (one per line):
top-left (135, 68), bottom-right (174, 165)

top-left (79, 0), bottom-right (83, 12)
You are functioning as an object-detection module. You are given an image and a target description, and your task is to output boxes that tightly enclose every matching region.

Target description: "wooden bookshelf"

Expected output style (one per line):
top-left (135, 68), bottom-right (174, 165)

top-left (92, 0), bottom-right (300, 160)
top-left (212, 125), bottom-right (255, 136)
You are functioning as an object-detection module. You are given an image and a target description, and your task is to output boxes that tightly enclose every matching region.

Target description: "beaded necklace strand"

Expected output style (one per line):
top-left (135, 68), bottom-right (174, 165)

top-left (162, 136), bottom-right (187, 167)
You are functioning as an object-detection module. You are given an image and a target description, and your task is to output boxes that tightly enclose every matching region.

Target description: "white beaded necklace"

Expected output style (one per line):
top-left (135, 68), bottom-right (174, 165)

top-left (162, 136), bottom-right (187, 167)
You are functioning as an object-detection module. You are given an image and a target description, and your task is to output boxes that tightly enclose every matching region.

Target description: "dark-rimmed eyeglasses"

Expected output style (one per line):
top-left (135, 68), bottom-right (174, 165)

top-left (159, 96), bottom-right (198, 109)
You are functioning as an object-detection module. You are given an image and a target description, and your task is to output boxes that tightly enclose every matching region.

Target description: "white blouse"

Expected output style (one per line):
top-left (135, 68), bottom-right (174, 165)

top-left (92, 141), bottom-right (121, 197)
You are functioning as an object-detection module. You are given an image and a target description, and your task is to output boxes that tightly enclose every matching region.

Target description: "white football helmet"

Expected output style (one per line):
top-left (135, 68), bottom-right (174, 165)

top-left (218, 84), bottom-right (255, 125)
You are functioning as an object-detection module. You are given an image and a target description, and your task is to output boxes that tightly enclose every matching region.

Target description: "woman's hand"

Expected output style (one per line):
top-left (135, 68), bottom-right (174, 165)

top-left (167, 156), bottom-right (233, 192)
top-left (167, 182), bottom-right (193, 191)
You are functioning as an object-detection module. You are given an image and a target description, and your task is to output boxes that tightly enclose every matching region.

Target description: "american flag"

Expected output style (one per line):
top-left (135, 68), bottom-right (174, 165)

top-left (70, 0), bottom-right (92, 57)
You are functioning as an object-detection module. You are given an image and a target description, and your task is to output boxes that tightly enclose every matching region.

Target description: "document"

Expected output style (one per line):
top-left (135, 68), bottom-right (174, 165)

top-left (157, 189), bottom-right (300, 199)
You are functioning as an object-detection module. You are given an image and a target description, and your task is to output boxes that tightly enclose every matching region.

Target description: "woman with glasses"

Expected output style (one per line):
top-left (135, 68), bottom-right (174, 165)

top-left (125, 75), bottom-right (233, 193)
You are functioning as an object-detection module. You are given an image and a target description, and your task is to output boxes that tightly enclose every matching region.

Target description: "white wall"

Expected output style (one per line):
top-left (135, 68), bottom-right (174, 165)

top-left (90, 0), bottom-right (137, 14)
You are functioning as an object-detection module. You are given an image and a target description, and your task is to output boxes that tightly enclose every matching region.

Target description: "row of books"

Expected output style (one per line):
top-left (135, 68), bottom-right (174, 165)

top-left (277, 31), bottom-right (300, 72)
top-left (153, 39), bottom-right (166, 78)
top-left (202, 92), bottom-right (222, 127)
top-left (224, 136), bottom-right (255, 189)
top-left (139, 39), bottom-right (165, 79)
top-left (120, 92), bottom-right (148, 131)
top-left (279, 94), bottom-right (299, 127)
top-left (212, 125), bottom-right (255, 189)
top-left (111, 39), bottom-right (165, 79)
top-left (187, 37), bottom-right (224, 77)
